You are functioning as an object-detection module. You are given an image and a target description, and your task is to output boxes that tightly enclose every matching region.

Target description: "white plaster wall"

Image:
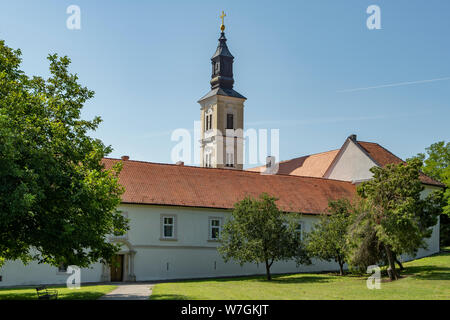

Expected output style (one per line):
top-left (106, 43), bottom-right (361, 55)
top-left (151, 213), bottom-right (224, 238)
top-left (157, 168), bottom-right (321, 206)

top-left (422, 185), bottom-right (442, 198)
top-left (0, 257), bottom-right (103, 287)
top-left (0, 206), bottom-right (340, 286)
top-left (0, 201), bottom-right (441, 287)
top-left (404, 185), bottom-right (441, 259)
top-left (126, 208), bottom-right (343, 281)
top-left (326, 140), bottom-right (377, 182)
top-left (416, 215), bottom-right (440, 258)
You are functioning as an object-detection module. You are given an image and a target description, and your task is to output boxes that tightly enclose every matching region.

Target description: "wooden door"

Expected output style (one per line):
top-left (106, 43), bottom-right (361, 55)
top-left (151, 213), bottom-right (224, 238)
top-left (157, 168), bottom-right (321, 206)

top-left (110, 255), bottom-right (124, 282)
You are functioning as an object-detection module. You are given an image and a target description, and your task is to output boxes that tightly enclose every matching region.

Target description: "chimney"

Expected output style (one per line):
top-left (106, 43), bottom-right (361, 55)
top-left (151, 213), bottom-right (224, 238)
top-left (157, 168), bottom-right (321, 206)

top-left (266, 156), bottom-right (275, 169)
top-left (121, 155), bottom-right (130, 161)
top-left (263, 156), bottom-right (279, 175)
top-left (176, 161), bottom-right (184, 166)
top-left (348, 134), bottom-right (357, 141)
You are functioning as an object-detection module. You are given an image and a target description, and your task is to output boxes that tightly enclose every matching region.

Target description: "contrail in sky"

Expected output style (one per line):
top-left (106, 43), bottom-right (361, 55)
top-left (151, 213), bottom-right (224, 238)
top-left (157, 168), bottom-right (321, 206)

top-left (337, 77), bottom-right (450, 93)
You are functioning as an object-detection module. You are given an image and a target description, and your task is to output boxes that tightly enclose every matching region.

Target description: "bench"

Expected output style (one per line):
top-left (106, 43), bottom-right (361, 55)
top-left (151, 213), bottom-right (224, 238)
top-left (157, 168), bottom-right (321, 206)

top-left (36, 286), bottom-right (58, 300)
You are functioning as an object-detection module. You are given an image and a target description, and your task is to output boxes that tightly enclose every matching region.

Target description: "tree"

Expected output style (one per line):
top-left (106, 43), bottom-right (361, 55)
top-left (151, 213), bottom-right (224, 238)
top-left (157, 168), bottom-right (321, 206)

top-left (218, 193), bottom-right (309, 280)
top-left (305, 199), bottom-right (352, 275)
top-left (0, 40), bottom-right (128, 268)
top-left (348, 189), bottom-right (442, 274)
top-left (408, 141), bottom-right (450, 246)
top-left (346, 199), bottom-right (388, 272)
top-left (355, 159), bottom-right (441, 280)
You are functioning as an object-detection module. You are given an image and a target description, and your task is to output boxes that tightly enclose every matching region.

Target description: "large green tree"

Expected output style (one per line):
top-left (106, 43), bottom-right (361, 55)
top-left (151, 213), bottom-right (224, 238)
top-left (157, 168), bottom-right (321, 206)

top-left (305, 199), bottom-right (352, 275)
top-left (218, 193), bottom-right (310, 280)
top-left (355, 159), bottom-right (441, 280)
top-left (408, 141), bottom-right (449, 246)
top-left (346, 198), bottom-right (395, 272)
top-left (0, 40), bottom-right (128, 268)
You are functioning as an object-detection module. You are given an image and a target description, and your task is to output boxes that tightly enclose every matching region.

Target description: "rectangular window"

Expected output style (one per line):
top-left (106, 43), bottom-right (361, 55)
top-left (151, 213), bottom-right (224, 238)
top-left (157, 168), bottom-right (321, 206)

top-left (226, 114), bottom-right (234, 129)
top-left (162, 216), bottom-right (175, 239)
top-left (209, 218), bottom-right (222, 240)
top-left (58, 262), bottom-right (68, 273)
top-left (205, 113), bottom-right (212, 131)
top-left (110, 212), bottom-right (128, 239)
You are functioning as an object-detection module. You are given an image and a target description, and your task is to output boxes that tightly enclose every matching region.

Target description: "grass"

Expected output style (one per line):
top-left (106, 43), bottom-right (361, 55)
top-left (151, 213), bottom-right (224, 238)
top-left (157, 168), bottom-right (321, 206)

top-left (0, 284), bottom-right (117, 300)
top-left (150, 251), bottom-right (450, 300)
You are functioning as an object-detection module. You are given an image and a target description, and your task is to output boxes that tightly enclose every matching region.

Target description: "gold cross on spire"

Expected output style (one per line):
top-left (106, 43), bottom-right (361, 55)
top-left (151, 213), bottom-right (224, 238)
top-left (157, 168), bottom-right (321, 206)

top-left (220, 11), bottom-right (226, 32)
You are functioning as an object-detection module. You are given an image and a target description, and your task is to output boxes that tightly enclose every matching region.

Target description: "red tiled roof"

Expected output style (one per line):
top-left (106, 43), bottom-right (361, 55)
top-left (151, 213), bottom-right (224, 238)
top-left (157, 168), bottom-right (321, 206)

top-left (248, 150), bottom-right (339, 177)
top-left (357, 141), bottom-right (444, 187)
top-left (248, 139), bottom-right (444, 188)
top-left (102, 158), bottom-right (356, 214)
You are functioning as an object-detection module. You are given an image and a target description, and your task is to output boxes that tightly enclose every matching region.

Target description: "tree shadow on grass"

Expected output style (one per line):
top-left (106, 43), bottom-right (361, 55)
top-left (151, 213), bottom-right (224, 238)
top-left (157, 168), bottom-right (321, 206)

top-left (263, 274), bottom-right (335, 284)
top-left (157, 275), bottom-right (270, 285)
top-left (61, 292), bottom-right (111, 300)
top-left (0, 291), bottom-right (108, 300)
top-left (149, 272), bottom-right (341, 287)
top-left (150, 294), bottom-right (189, 300)
top-left (0, 292), bottom-right (37, 300)
top-left (0, 286), bottom-right (113, 300)
top-left (403, 265), bottom-right (450, 280)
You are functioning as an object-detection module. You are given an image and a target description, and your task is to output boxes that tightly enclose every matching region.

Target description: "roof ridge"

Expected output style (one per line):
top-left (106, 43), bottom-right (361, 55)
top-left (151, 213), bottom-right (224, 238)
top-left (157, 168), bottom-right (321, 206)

top-left (102, 157), bottom-right (354, 184)
top-left (356, 142), bottom-right (444, 187)
top-left (248, 148), bottom-right (340, 167)
top-left (280, 148), bottom-right (340, 163)
top-left (358, 141), bottom-right (415, 164)
top-left (103, 157), bottom-right (357, 214)
top-left (362, 141), bottom-right (406, 163)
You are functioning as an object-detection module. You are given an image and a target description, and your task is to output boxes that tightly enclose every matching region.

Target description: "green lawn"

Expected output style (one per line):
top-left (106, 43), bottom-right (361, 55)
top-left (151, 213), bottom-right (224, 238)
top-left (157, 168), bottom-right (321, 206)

top-left (0, 285), bottom-right (116, 300)
top-left (151, 251), bottom-right (450, 300)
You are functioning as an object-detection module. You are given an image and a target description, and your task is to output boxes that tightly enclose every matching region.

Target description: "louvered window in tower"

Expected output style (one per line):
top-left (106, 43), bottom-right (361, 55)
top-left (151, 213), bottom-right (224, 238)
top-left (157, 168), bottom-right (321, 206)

top-left (215, 62), bottom-right (220, 74)
top-left (227, 114), bottom-right (233, 129)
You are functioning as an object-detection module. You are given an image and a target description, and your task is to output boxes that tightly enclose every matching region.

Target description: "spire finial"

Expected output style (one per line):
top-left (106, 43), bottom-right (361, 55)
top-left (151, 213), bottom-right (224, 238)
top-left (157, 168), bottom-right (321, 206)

top-left (220, 11), bottom-right (226, 32)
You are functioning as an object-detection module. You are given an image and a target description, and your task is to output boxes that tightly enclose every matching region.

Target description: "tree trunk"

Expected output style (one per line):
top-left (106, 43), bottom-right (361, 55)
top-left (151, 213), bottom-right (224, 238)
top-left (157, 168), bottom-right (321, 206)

top-left (384, 245), bottom-right (399, 281)
top-left (337, 256), bottom-right (345, 276)
top-left (264, 259), bottom-right (272, 281)
top-left (394, 256), bottom-right (404, 270)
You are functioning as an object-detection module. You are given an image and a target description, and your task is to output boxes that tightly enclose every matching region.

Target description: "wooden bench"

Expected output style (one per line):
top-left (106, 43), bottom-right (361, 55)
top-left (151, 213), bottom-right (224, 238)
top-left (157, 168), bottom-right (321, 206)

top-left (35, 286), bottom-right (58, 300)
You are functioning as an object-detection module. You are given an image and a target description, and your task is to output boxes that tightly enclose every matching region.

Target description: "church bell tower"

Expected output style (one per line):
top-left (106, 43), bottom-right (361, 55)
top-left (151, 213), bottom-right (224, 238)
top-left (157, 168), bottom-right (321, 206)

top-left (198, 12), bottom-right (246, 170)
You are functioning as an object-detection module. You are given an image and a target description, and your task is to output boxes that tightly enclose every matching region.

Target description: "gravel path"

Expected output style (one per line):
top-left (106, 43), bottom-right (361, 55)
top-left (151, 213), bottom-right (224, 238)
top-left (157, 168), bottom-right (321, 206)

top-left (98, 283), bottom-right (154, 300)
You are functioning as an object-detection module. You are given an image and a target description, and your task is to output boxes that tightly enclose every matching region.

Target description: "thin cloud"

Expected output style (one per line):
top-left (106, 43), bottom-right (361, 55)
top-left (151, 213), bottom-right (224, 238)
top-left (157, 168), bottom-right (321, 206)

top-left (290, 115), bottom-right (387, 125)
top-left (337, 77), bottom-right (450, 93)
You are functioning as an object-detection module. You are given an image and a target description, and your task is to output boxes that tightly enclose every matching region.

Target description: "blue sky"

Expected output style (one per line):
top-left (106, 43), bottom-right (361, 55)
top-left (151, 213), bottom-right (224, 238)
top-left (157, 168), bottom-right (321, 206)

top-left (1, 0), bottom-right (449, 167)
